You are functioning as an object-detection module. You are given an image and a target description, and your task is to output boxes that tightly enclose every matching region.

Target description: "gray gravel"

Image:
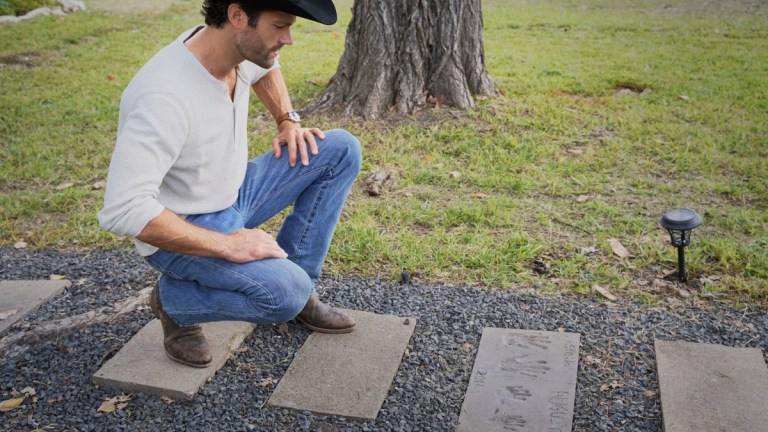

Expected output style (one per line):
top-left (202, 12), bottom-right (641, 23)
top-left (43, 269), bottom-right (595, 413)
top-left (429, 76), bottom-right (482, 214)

top-left (1, 248), bottom-right (767, 431)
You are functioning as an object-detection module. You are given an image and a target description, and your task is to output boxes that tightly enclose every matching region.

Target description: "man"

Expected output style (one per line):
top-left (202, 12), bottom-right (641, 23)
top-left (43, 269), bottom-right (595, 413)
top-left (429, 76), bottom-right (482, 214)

top-left (98, 0), bottom-right (361, 368)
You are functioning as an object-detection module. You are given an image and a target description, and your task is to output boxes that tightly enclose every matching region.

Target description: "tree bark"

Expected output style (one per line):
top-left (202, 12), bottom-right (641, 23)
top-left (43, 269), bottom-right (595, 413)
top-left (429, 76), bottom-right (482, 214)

top-left (306, 0), bottom-right (496, 119)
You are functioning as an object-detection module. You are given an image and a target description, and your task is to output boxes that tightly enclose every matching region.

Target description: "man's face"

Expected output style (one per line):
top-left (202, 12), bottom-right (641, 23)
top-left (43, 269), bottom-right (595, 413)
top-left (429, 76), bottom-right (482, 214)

top-left (234, 10), bottom-right (295, 68)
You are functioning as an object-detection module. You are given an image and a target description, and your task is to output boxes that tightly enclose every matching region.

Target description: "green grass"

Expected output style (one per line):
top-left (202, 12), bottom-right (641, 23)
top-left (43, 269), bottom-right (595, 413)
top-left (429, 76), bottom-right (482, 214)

top-left (1, 0), bottom-right (766, 303)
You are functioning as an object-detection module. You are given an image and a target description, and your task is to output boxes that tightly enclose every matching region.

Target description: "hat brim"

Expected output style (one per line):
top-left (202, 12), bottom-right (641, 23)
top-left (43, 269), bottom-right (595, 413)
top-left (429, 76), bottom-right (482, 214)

top-left (268, 0), bottom-right (337, 25)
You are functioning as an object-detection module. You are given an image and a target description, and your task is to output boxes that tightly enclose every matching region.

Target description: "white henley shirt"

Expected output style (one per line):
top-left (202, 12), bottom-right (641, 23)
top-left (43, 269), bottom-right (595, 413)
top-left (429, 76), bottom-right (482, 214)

top-left (98, 27), bottom-right (277, 256)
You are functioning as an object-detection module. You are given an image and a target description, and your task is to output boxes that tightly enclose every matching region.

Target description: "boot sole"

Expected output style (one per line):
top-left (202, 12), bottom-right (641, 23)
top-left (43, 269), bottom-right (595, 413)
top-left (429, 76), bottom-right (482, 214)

top-left (297, 318), bottom-right (356, 334)
top-left (164, 351), bottom-right (212, 368)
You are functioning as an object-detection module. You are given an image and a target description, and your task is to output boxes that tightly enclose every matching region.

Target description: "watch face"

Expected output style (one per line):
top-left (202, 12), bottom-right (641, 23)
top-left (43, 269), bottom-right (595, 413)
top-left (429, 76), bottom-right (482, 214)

top-left (289, 111), bottom-right (301, 122)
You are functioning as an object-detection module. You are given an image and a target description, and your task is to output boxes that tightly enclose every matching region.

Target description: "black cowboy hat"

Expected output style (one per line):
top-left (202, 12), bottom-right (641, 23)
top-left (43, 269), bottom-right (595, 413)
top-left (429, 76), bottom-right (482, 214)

top-left (265, 0), bottom-right (337, 25)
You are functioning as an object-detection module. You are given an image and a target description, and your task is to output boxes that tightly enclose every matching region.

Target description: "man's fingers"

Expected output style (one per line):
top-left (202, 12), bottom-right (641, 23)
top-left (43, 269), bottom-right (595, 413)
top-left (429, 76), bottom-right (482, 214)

top-left (272, 137), bottom-right (282, 159)
top-left (298, 131), bottom-right (309, 166)
top-left (306, 130), bottom-right (319, 156)
top-left (287, 134), bottom-right (298, 167)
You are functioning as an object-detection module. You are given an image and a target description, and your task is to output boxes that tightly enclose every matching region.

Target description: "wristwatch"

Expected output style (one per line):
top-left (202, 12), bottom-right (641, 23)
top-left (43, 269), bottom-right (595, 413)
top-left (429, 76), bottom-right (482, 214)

top-left (277, 111), bottom-right (301, 125)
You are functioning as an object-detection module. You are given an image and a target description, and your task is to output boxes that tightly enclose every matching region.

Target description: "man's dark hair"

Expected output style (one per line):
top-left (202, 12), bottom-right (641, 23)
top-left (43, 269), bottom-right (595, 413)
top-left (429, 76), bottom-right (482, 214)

top-left (201, 1), bottom-right (264, 28)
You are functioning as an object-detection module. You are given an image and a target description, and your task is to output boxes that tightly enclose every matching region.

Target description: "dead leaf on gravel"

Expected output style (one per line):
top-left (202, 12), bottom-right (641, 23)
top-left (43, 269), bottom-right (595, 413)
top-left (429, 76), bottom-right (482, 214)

top-left (0, 397), bottom-right (26, 412)
top-left (593, 284), bottom-right (617, 301)
top-left (20, 387), bottom-right (35, 397)
top-left (600, 383), bottom-right (610, 392)
top-left (576, 194), bottom-right (593, 203)
top-left (644, 389), bottom-right (658, 397)
top-left (256, 377), bottom-right (280, 388)
top-left (275, 323), bottom-right (289, 336)
top-left (608, 238), bottom-right (630, 258)
top-left (0, 310), bottom-right (18, 320)
top-left (160, 395), bottom-right (174, 404)
top-left (98, 394), bottom-right (132, 413)
top-left (49, 274), bottom-right (66, 280)
top-left (460, 342), bottom-right (473, 353)
top-left (13, 241), bottom-right (27, 249)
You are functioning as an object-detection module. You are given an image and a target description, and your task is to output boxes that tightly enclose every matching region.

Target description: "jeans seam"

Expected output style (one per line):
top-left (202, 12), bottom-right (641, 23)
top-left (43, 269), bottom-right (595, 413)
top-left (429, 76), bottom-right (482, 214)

top-left (243, 164), bottom-right (335, 224)
top-left (293, 170), bottom-right (333, 263)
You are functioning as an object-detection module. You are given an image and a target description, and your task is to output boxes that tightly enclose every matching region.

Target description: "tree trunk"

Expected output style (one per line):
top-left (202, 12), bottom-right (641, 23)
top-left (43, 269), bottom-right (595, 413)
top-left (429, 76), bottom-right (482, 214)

top-left (306, 0), bottom-right (496, 119)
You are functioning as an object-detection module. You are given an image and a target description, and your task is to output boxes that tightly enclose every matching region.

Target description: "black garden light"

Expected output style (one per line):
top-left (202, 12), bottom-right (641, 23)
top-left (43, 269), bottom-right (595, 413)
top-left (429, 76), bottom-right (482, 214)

top-left (660, 208), bottom-right (702, 282)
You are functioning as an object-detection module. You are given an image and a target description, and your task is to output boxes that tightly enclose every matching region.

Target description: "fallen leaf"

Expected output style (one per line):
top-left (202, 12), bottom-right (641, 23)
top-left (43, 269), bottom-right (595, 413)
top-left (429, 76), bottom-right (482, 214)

top-left (13, 241), bottom-right (27, 249)
top-left (592, 284), bottom-right (617, 301)
top-left (608, 238), bottom-right (630, 258)
top-left (600, 384), bottom-right (610, 392)
top-left (106, 75), bottom-right (116, 81)
top-left (91, 180), bottom-right (106, 190)
top-left (160, 395), bottom-right (174, 404)
top-left (275, 323), bottom-right (289, 336)
top-left (0, 397), bottom-right (26, 412)
top-left (0, 310), bottom-right (18, 320)
top-left (677, 95), bottom-right (689, 101)
top-left (363, 168), bottom-right (392, 196)
top-left (256, 377), bottom-right (280, 388)
top-left (20, 387), bottom-right (35, 397)
top-left (460, 342), bottom-right (472, 353)
top-left (566, 148), bottom-right (583, 155)
top-left (98, 394), bottom-right (132, 413)
top-left (49, 274), bottom-right (66, 280)
top-left (54, 182), bottom-right (74, 191)
top-left (644, 389), bottom-right (658, 397)
top-left (580, 246), bottom-right (599, 255)
top-left (470, 193), bottom-right (489, 200)
top-left (576, 194), bottom-right (593, 203)
top-left (447, 171), bottom-right (461, 178)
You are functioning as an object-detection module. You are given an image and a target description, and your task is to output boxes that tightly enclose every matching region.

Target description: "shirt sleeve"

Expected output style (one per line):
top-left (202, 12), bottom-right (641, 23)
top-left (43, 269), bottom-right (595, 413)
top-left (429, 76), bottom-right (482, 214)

top-left (97, 92), bottom-right (190, 237)
top-left (243, 57), bottom-right (280, 85)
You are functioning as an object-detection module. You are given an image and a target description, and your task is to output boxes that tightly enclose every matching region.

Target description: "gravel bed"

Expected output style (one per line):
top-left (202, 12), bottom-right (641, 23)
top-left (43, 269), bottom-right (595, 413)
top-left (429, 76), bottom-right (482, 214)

top-left (1, 248), bottom-right (767, 432)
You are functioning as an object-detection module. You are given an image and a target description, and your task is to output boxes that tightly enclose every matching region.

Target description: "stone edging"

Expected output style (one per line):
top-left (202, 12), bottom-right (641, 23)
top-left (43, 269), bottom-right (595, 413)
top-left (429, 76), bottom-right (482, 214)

top-left (0, 0), bottom-right (86, 24)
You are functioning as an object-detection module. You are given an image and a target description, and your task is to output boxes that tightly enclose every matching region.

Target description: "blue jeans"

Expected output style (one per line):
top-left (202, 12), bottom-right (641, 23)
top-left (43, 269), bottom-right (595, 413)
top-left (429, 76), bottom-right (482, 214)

top-left (145, 129), bottom-right (362, 326)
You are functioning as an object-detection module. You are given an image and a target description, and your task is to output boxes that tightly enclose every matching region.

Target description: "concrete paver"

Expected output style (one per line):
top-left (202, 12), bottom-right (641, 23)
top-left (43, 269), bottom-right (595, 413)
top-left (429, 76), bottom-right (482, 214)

top-left (0, 280), bottom-right (70, 335)
top-left (655, 340), bottom-right (768, 432)
top-left (457, 328), bottom-right (581, 432)
top-left (269, 310), bottom-right (416, 419)
top-left (93, 319), bottom-right (254, 400)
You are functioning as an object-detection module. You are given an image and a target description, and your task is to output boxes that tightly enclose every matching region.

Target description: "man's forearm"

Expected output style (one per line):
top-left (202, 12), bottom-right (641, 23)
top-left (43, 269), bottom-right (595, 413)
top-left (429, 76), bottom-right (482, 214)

top-left (137, 209), bottom-right (231, 259)
top-left (253, 68), bottom-right (293, 125)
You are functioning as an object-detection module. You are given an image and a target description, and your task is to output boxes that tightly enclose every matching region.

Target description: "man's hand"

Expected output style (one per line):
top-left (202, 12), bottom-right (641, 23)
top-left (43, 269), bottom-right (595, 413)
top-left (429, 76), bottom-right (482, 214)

top-left (224, 228), bottom-right (288, 263)
top-left (272, 122), bottom-right (325, 167)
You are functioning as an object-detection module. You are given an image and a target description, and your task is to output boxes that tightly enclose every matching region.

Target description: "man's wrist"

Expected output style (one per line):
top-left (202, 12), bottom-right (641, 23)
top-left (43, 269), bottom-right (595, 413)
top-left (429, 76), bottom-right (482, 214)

top-left (276, 111), bottom-right (301, 126)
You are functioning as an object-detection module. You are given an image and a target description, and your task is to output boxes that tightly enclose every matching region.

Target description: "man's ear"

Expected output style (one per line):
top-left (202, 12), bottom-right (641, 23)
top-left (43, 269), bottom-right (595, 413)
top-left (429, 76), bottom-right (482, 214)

top-left (227, 3), bottom-right (247, 29)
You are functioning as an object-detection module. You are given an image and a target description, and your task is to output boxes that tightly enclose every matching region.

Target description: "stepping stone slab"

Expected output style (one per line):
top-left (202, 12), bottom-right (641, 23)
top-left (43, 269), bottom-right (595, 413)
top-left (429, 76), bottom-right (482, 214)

top-left (0, 280), bottom-right (70, 336)
top-left (457, 328), bottom-right (580, 432)
top-left (269, 310), bottom-right (416, 419)
top-left (655, 340), bottom-right (768, 432)
top-left (93, 319), bottom-right (254, 400)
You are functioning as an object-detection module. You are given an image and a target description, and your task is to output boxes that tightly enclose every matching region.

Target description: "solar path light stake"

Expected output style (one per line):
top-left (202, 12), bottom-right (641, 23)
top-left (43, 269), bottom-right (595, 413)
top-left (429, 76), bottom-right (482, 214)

top-left (659, 208), bottom-right (702, 282)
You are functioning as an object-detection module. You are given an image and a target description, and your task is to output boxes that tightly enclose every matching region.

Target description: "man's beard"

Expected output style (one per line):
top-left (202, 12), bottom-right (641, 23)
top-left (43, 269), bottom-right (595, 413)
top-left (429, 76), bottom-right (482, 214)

top-left (236, 34), bottom-right (279, 68)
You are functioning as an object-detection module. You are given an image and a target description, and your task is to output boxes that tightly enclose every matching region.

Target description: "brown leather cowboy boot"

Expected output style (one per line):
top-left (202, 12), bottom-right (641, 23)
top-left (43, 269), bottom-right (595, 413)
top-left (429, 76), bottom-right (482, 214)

top-left (297, 292), bottom-right (356, 334)
top-left (150, 282), bottom-right (212, 368)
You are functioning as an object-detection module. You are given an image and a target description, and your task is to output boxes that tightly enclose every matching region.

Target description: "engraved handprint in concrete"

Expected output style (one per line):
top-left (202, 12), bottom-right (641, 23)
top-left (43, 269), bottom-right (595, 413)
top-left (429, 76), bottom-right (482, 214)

top-left (499, 355), bottom-right (551, 378)
top-left (496, 385), bottom-right (532, 403)
top-left (503, 333), bottom-right (551, 350)
top-left (490, 413), bottom-right (527, 431)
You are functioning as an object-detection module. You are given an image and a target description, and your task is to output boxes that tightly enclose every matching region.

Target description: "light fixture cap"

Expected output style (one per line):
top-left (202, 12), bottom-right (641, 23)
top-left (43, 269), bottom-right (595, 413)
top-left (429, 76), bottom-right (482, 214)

top-left (660, 208), bottom-right (702, 231)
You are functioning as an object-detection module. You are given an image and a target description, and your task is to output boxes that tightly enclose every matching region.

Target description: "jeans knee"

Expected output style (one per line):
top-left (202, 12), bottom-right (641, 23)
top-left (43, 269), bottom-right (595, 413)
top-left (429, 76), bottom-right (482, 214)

top-left (324, 129), bottom-right (362, 175)
top-left (267, 272), bottom-right (313, 323)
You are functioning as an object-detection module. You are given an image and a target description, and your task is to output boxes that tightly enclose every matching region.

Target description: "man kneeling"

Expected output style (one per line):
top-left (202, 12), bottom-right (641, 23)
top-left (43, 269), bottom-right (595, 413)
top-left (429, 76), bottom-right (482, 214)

top-left (98, 0), bottom-right (360, 367)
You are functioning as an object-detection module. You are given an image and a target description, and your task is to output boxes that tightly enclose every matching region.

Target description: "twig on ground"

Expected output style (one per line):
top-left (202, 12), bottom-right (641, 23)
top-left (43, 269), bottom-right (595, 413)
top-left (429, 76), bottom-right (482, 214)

top-left (0, 287), bottom-right (152, 360)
